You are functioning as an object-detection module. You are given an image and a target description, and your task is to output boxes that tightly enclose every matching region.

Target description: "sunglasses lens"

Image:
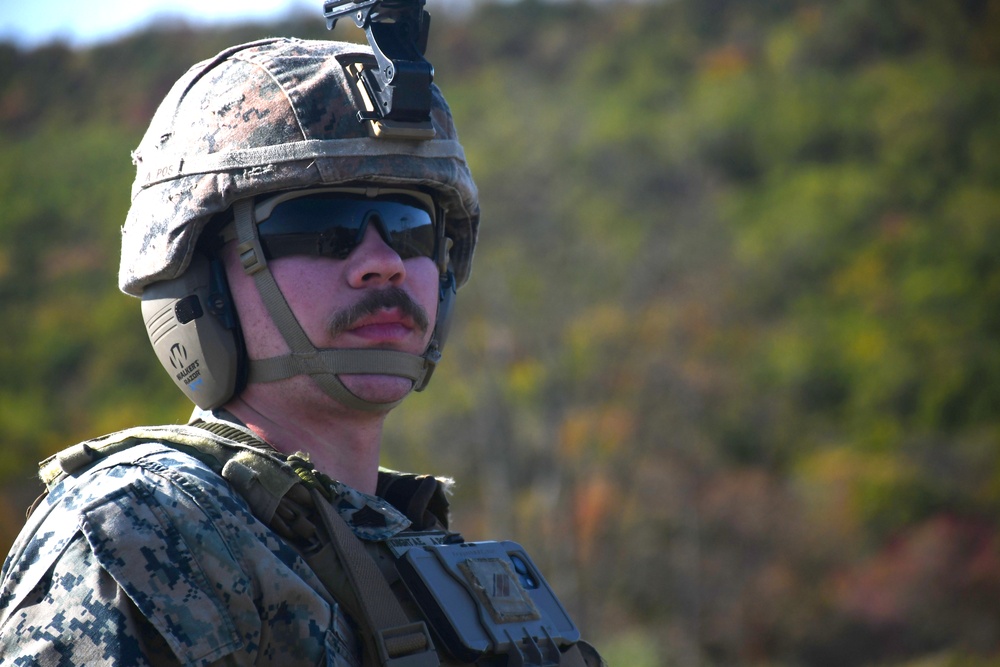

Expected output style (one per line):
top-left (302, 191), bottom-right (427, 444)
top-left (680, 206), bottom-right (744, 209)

top-left (258, 194), bottom-right (437, 261)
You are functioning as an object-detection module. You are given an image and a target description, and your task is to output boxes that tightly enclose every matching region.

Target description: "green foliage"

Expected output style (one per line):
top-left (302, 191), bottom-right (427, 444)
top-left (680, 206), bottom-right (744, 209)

top-left (1, 1), bottom-right (999, 664)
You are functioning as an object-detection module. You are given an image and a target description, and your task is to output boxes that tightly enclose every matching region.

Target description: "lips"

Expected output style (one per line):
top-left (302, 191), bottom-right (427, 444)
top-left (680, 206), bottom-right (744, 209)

top-left (345, 309), bottom-right (416, 342)
top-left (327, 287), bottom-right (430, 341)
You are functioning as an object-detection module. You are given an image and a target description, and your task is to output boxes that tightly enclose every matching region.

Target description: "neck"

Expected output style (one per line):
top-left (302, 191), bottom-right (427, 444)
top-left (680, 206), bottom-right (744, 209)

top-left (222, 386), bottom-right (387, 495)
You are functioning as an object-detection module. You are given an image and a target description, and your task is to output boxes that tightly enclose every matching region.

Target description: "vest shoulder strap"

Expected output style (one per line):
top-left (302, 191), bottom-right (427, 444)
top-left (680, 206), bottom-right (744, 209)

top-left (37, 422), bottom-right (303, 524)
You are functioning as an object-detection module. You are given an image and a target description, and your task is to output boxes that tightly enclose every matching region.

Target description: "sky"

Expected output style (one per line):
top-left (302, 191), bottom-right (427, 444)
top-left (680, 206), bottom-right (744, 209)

top-left (0, 0), bottom-right (312, 48)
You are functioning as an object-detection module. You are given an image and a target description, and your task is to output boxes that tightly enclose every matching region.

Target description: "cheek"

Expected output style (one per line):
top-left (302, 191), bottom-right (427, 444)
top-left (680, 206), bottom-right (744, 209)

top-left (267, 256), bottom-right (340, 346)
top-left (406, 257), bottom-right (441, 333)
top-left (222, 246), bottom-right (292, 357)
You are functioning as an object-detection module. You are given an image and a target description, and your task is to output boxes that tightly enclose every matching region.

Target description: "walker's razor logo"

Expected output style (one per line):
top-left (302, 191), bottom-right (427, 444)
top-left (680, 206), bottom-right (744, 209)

top-left (168, 343), bottom-right (187, 369)
top-left (169, 343), bottom-right (203, 390)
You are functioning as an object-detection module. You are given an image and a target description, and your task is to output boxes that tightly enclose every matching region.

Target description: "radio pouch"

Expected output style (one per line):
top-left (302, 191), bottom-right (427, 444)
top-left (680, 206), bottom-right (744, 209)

top-left (396, 540), bottom-right (585, 666)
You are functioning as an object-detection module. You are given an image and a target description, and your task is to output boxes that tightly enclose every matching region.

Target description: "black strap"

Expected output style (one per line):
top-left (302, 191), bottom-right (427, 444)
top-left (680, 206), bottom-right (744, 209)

top-left (309, 486), bottom-right (439, 667)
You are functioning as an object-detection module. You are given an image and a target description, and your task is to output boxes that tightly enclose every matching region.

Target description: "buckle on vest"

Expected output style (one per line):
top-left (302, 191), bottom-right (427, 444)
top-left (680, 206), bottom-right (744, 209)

top-left (376, 621), bottom-right (438, 667)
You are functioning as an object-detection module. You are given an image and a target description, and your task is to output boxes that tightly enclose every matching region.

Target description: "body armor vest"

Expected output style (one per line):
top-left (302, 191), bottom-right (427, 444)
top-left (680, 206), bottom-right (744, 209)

top-left (32, 422), bottom-right (602, 667)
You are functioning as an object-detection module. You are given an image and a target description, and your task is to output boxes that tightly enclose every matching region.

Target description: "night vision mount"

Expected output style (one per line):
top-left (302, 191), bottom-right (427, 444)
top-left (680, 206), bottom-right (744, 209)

top-left (324, 0), bottom-right (435, 139)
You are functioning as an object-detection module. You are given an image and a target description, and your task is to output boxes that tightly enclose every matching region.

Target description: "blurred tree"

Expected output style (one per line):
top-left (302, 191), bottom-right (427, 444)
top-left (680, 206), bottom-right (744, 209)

top-left (1, 1), bottom-right (999, 664)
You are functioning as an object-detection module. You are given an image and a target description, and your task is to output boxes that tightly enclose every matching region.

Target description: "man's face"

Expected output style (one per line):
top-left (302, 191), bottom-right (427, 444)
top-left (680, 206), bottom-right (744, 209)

top-left (222, 221), bottom-right (440, 411)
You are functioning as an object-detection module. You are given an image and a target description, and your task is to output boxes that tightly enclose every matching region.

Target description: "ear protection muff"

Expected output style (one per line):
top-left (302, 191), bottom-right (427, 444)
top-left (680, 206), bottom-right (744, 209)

top-left (141, 252), bottom-right (245, 409)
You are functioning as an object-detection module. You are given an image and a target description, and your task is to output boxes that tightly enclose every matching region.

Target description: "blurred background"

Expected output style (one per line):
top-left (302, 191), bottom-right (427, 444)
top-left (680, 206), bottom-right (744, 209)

top-left (2, 0), bottom-right (999, 664)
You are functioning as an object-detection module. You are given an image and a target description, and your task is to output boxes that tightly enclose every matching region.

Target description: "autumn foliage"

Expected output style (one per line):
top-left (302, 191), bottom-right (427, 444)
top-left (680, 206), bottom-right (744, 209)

top-left (2, 1), bottom-right (999, 664)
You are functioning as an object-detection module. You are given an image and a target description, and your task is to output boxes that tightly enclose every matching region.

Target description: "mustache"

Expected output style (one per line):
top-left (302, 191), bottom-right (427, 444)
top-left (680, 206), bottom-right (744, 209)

top-left (328, 287), bottom-right (430, 337)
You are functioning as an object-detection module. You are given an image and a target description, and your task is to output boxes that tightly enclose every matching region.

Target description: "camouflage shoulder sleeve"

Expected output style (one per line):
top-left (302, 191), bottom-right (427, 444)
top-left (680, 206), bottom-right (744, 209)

top-left (0, 441), bottom-right (360, 667)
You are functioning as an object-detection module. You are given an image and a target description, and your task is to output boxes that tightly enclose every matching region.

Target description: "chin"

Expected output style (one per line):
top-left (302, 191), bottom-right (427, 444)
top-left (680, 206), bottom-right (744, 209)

top-left (338, 374), bottom-right (416, 407)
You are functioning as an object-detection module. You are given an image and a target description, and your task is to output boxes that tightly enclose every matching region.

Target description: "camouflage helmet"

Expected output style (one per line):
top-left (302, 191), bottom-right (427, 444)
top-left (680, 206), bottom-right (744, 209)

top-left (120, 37), bottom-right (478, 297)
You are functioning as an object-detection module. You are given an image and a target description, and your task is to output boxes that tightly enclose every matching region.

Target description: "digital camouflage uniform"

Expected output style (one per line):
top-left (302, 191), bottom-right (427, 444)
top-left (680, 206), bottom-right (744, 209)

top-left (0, 413), bottom-right (446, 666)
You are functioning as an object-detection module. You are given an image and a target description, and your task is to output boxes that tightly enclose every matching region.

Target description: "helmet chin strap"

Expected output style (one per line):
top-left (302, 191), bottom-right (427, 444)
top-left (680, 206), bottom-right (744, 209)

top-left (232, 199), bottom-right (439, 413)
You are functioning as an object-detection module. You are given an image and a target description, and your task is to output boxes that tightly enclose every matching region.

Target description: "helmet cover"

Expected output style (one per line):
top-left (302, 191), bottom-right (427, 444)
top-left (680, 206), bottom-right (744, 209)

top-left (120, 37), bottom-right (478, 296)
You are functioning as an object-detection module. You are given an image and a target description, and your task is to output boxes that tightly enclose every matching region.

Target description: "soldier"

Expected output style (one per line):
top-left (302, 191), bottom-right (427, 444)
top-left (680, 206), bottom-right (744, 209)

top-left (0, 38), bottom-right (603, 666)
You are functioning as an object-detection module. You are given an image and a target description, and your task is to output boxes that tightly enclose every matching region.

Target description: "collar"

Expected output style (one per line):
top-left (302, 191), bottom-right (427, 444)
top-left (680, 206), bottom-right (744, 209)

top-left (189, 407), bottom-right (413, 540)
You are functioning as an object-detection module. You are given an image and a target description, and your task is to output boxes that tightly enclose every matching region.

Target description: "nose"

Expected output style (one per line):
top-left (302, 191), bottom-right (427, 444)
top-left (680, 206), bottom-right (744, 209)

top-left (345, 224), bottom-right (406, 288)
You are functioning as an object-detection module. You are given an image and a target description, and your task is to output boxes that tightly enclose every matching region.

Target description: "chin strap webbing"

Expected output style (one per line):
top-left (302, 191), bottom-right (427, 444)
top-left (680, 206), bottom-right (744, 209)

top-left (232, 200), bottom-right (432, 413)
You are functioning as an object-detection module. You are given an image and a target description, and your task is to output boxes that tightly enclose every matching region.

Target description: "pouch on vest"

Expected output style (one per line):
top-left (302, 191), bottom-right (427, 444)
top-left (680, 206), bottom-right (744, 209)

top-left (394, 539), bottom-right (583, 666)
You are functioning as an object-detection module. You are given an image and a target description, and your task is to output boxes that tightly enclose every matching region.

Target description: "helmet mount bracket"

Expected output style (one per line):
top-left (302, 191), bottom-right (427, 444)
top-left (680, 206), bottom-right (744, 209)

top-left (324, 0), bottom-right (435, 140)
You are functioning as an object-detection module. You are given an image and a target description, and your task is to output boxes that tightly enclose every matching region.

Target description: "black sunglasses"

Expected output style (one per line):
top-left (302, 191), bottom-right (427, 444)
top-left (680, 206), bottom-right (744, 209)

top-left (255, 191), bottom-right (440, 262)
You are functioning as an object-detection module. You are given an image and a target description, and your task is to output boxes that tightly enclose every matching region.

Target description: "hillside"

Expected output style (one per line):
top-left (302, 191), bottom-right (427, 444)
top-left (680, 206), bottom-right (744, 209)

top-left (2, 1), bottom-right (999, 664)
